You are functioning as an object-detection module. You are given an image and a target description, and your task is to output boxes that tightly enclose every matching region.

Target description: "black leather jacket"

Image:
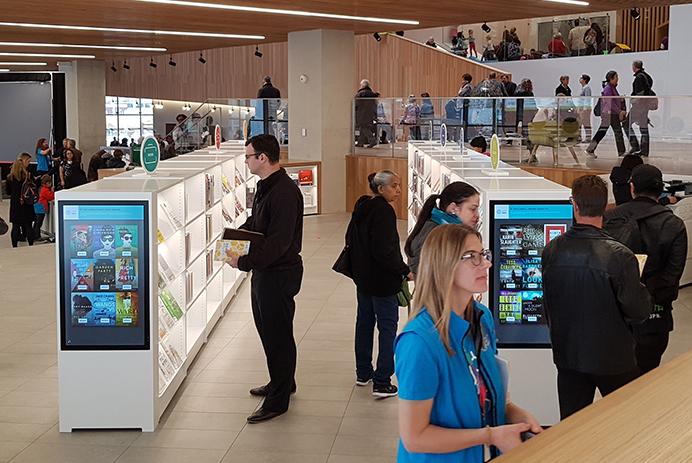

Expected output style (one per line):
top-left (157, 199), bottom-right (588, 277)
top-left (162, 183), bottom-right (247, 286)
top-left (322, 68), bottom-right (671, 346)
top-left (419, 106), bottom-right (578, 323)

top-left (542, 224), bottom-right (652, 375)
top-left (605, 197), bottom-right (687, 333)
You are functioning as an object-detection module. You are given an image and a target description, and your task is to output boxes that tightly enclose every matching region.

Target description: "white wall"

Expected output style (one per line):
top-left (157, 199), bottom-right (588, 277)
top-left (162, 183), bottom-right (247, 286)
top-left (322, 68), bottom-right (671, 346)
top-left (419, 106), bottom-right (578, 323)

top-left (0, 82), bottom-right (52, 162)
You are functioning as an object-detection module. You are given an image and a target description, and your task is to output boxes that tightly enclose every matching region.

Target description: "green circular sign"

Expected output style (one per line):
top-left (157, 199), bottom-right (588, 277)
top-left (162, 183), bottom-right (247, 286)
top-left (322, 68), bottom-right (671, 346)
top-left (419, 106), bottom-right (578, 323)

top-left (141, 136), bottom-right (160, 174)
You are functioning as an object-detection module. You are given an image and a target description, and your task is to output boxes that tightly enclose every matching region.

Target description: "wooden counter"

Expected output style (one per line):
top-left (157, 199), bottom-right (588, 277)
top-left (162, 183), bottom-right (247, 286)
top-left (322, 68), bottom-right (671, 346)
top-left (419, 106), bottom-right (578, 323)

top-left (496, 350), bottom-right (692, 462)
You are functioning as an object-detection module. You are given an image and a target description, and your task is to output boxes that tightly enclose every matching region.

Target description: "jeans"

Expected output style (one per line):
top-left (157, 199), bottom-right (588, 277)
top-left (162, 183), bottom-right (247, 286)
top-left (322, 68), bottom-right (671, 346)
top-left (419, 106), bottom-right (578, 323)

top-left (626, 107), bottom-right (650, 155)
top-left (355, 291), bottom-right (399, 385)
top-left (33, 213), bottom-right (45, 240)
top-left (587, 113), bottom-right (626, 155)
top-left (11, 222), bottom-right (34, 247)
top-left (557, 368), bottom-right (639, 419)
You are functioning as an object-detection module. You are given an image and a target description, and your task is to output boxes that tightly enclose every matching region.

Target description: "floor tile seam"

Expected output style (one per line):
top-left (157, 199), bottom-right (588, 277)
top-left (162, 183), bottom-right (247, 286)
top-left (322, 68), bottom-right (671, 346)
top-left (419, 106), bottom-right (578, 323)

top-left (327, 383), bottom-right (358, 458)
top-left (5, 421), bottom-right (97, 463)
top-left (295, 283), bottom-right (346, 347)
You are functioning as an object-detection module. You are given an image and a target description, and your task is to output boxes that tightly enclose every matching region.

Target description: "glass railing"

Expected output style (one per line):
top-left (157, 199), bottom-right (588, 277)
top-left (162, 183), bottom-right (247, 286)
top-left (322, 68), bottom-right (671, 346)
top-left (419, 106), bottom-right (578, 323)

top-left (353, 95), bottom-right (692, 176)
top-left (163, 98), bottom-right (288, 156)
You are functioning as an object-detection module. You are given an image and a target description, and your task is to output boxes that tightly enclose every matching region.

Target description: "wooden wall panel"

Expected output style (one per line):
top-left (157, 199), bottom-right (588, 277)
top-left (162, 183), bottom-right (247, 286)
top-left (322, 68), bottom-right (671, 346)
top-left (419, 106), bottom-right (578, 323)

top-left (346, 155), bottom-right (409, 220)
top-left (616, 6), bottom-right (669, 52)
top-left (520, 165), bottom-right (608, 189)
top-left (354, 34), bottom-right (510, 97)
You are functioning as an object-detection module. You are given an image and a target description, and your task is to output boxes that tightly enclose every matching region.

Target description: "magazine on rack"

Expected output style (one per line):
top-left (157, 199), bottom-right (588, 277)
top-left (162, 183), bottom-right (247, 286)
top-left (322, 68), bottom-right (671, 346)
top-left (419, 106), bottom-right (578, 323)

top-left (160, 201), bottom-right (183, 230)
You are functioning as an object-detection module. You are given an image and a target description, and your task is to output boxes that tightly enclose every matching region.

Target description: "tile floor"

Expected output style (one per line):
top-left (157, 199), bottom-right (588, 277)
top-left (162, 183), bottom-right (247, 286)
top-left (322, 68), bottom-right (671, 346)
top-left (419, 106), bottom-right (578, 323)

top-left (0, 210), bottom-right (691, 462)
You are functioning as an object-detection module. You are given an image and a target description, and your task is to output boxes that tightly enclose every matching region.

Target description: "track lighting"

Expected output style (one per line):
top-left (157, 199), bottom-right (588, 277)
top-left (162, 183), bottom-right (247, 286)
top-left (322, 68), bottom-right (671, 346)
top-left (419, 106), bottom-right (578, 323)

top-left (198, 52), bottom-right (206, 64)
top-left (110, 61), bottom-right (117, 72)
top-left (149, 57), bottom-right (157, 68)
top-left (630, 8), bottom-right (640, 20)
top-left (481, 23), bottom-right (491, 33)
top-left (123, 60), bottom-right (130, 70)
top-left (254, 46), bottom-right (262, 58)
top-left (168, 55), bottom-right (176, 66)
top-left (373, 32), bottom-right (381, 42)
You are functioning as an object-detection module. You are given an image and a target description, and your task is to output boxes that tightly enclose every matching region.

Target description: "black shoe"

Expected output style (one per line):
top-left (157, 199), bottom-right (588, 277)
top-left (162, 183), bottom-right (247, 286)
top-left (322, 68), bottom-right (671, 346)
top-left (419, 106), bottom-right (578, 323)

top-left (372, 383), bottom-right (398, 398)
top-left (626, 148), bottom-right (641, 156)
top-left (249, 384), bottom-right (297, 397)
top-left (355, 376), bottom-right (372, 387)
top-left (246, 407), bottom-right (286, 424)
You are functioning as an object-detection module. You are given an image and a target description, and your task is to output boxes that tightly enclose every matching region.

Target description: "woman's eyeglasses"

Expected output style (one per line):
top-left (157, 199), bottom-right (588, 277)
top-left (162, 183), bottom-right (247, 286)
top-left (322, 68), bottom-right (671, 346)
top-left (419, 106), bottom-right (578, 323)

top-left (460, 249), bottom-right (492, 266)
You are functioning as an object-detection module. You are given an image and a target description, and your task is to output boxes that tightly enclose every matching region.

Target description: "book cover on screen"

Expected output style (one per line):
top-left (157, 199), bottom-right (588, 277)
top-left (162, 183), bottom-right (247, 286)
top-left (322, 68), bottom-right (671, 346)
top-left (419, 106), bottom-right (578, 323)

top-left (116, 292), bottom-right (139, 326)
top-left (70, 224), bottom-right (93, 258)
top-left (71, 259), bottom-right (95, 292)
top-left (93, 259), bottom-right (116, 291)
top-left (116, 258), bottom-right (138, 290)
top-left (498, 291), bottom-right (522, 324)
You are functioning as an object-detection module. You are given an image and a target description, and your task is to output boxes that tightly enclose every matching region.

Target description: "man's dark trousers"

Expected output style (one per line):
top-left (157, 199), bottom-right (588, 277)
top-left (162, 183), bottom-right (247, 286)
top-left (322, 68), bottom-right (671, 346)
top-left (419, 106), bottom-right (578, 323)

top-left (557, 368), bottom-right (640, 419)
top-left (250, 265), bottom-right (303, 412)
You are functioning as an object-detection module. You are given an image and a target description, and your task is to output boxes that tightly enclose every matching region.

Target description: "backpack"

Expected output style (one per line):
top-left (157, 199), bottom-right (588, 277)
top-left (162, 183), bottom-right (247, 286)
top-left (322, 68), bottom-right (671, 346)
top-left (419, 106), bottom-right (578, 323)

top-left (604, 205), bottom-right (671, 254)
top-left (637, 72), bottom-right (658, 111)
top-left (593, 97), bottom-right (602, 117)
top-left (20, 178), bottom-right (37, 206)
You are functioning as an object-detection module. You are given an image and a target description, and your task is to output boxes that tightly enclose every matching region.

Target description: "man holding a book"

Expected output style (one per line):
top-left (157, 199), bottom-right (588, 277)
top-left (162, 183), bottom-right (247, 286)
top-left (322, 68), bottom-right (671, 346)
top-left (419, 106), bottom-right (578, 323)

top-left (225, 134), bottom-right (304, 423)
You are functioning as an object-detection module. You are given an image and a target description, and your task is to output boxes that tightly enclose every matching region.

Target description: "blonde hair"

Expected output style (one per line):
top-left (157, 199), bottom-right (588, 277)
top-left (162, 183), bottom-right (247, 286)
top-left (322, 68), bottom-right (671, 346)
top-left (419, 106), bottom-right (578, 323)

top-left (411, 224), bottom-right (481, 354)
top-left (8, 153), bottom-right (31, 182)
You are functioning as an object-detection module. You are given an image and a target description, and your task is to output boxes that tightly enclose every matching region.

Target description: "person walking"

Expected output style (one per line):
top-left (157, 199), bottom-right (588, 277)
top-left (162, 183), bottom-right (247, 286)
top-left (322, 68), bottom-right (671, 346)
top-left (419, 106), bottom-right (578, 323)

top-left (396, 224), bottom-right (542, 462)
top-left (5, 153), bottom-right (36, 247)
top-left (349, 170), bottom-right (410, 398)
top-left (355, 79), bottom-right (380, 148)
top-left (257, 76), bottom-right (281, 98)
top-left (542, 175), bottom-right (651, 419)
top-left (605, 165), bottom-right (687, 374)
top-left (626, 60), bottom-right (655, 156)
top-left (578, 74), bottom-right (593, 141)
top-left (405, 182), bottom-right (480, 276)
top-left (402, 96), bottom-right (421, 140)
top-left (555, 75), bottom-right (572, 96)
top-left (586, 71), bottom-right (627, 158)
top-left (225, 134), bottom-right (304, 423)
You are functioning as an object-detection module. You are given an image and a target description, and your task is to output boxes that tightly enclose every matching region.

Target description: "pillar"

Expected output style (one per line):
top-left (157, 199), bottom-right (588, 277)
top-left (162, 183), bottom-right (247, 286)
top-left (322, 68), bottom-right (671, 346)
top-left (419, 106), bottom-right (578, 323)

top-left (288, 30), bottom-right (355, 213)
top-left (58, 60), bottom-right (106, 164)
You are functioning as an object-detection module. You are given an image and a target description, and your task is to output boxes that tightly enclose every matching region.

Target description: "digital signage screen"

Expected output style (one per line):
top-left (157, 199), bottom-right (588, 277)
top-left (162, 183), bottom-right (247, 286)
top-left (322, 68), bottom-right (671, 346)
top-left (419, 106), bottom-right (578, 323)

top-left (490, 201), bottom-right (572, 348)
top-left (58, 201), bottom-right (150, 350)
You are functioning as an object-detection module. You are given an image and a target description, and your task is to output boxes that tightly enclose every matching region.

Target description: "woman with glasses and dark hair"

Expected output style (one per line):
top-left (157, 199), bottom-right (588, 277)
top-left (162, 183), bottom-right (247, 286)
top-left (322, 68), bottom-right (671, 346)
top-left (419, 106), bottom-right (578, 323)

top-left (395, 224), bottom-right (542, 462)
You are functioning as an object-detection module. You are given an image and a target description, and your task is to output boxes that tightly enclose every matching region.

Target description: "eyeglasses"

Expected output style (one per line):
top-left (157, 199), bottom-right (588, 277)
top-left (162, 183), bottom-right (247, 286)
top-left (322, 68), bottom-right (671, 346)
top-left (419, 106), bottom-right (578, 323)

top-left (123, 235), bottom-right (133, 241)
top-left (102, 236), bottom-right (114, 243)
top-left (245, 152), bottom-right (263, 159)
top-left (460, 249), bottom-right (492, 266)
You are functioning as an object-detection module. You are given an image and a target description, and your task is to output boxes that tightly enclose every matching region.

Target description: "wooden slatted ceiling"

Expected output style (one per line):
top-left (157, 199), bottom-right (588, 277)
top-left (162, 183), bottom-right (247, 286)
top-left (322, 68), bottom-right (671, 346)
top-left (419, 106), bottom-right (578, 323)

top-left (105, 34), bottom-right (507, 100)
top-left (0, 0), bottom-right (686, 72)
top-left (617, 6), bottom-right (670, 52)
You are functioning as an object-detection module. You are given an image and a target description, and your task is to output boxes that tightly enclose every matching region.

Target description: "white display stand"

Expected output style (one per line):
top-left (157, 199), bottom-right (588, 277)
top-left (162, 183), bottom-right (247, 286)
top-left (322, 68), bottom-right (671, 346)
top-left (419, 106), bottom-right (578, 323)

top-left (408, 141), bottom-right (570, 425)
top-left (55, 148), bottom-right (253, 432)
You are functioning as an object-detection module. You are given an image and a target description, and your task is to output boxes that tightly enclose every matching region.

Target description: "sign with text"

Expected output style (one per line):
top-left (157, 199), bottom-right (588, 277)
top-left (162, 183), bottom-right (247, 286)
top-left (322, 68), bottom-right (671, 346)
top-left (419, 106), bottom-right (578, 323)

top-left (141, 136), bottom-right (160, 174)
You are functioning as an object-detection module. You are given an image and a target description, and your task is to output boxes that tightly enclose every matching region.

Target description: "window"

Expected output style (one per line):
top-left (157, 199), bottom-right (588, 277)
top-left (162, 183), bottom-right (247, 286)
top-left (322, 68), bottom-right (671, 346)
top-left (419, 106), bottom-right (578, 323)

top-left (105, 97), bottom-right (154, 145)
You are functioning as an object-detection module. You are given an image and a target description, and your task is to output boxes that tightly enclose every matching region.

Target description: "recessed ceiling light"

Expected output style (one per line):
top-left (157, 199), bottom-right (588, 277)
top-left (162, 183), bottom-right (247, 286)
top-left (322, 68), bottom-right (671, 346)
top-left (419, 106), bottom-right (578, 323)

top-left (0, 69), bottom-right (10, 72)
top-left (136, 0), bottom-right (419, 25)
top-left (0, 21), bottom-right (264, 40)
top-left (0, 41), bottom-right (167, 52)
top-left (543, 0), bottom-right (589, 5)
top-left (0, 62), bottom-right (47, 66)
top-left (0, 52), bottom-right (95, 59)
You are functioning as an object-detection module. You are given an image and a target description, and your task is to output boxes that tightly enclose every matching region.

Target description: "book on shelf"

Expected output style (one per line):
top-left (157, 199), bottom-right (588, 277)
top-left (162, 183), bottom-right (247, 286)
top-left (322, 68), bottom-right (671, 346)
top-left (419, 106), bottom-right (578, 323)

top-left (160, 201), bottom-right (183, 230)
top-left (298, 169), bottom-right (314, 186)
top-left (158, 368), bottom-right (168, 394)
top-left (214, 228), bottom-right (264, 263)
top-left (185, 272), bottom-right (193, 305)
top-left (161, 342), bottom-right (184, 369)
top-left (159, 254), bottom-right (176, 283)
top-left (246, 187), bottom-right (256, 209)
top-left (221, 206), bottom-right (233, 224)
top-left (302, 190), bottom-right (315, 207)
top-left (221, 175), bottom-right (232, 194)
top-left (157, 229), bottom-right (166, 244)
top-left (158, 299), bottom-right (177, 339)
top-left (205, 173), bottom-right (214, 209)
top-left (288, 172), bottom-right (300, 186)
top-left (234, 168), bottom-right (243, 187)
top-left (206, 250), bottom-right (213, 279)
top-left (234, 197), bottom-right (245, 216)
top-left (206, 214), bottom-right (213, 242)
top-left (159, 287), bottom-right (184, 320)
top-left (185, 232), bottom-right (191, 264)
top-left (158, 350), bottom-right (176, 384)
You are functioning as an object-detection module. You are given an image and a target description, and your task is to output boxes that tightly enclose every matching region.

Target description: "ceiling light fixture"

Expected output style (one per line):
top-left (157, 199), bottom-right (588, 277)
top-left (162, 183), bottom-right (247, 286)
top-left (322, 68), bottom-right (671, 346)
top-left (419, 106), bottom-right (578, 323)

top-left (0, 21), bottom-right (264, 40)
top-left (0, 62), bottom-right (47, 66)
top-left (110, 60), bottom-right (117, 72)
top-left (254, 46), bottom-right (262, 58)
top-left (631, 8), bottom-right (641, 20)
top-left (0, 69), bottom-right (10, 72)
top-left (0, 52), bottom-right (95, 59)
top-left (123, 60), bottom-right (130, 70)
top-left (198, 52), bottom-right (206, 64)
top-left (168, 55), bottom-right (176, 66)
top-left (543, 0), bottom-right (589, 5)
top-left (481, 23), bottom-right (491, 33)
top-left (149, 57), bottom-right (157, 68)
top-left (136, 0), bottom-right (419, 25)
top-left (373, 33), bottom-right (381, 42)
top-left (154, 101), bottom-right (164, 109)
top-left (0, 41), bottom-right (167, 52)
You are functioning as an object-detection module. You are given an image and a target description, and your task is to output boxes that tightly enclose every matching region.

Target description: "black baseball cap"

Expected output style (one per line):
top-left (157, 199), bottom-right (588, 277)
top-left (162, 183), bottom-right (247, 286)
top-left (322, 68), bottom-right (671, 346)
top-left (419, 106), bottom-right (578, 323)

top-left (631, 164), bottom-right (664, 194)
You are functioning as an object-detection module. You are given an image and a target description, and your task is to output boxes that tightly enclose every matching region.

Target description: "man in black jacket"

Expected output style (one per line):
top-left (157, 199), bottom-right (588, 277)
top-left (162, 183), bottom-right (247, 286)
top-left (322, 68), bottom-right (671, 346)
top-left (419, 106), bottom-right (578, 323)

top-left (605, 165), bottom-right (687, 374)
top-left (257, 76), bottom-right (281, 98)
top-left (355, 79), bottom-right (380, 148)
top-left (626, 60), bottom-right (654, 156)
top-left (226, 134), bottom-right (303, 423)
top-left (542, 175), bottom-right (651, 419)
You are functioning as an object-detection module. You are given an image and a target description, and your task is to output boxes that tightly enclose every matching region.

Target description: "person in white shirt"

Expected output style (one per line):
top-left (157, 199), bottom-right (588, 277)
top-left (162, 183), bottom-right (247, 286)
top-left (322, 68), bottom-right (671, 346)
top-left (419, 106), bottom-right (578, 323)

top-left (579, 74), bottom-right (593, 141)
top-left (568, 19), bottom-right (591, 56)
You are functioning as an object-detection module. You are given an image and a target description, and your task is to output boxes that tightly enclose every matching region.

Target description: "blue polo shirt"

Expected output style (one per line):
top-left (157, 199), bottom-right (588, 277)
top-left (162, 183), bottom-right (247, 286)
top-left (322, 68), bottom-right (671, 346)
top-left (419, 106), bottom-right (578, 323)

top-left (395, 303), bottom-right (506, 463)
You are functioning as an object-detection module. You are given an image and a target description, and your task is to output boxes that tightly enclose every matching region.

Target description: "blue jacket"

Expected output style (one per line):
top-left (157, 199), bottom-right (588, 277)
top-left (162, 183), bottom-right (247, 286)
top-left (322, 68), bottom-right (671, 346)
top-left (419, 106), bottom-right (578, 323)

top-left (395, 302), bottom-right (506, 463)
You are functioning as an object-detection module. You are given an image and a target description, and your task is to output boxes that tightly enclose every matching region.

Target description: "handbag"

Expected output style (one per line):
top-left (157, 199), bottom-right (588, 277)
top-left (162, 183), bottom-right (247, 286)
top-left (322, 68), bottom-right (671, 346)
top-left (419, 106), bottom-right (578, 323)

top-left (0, 217), bottom-right (8, 236)
top-left (396, 278), bottom-right (413, 307)
top-left (332, 221), bottom-right (354, 279)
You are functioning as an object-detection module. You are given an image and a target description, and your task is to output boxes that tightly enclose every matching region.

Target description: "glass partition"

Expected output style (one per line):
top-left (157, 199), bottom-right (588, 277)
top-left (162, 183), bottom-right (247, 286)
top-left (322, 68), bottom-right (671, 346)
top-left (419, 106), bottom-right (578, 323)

top-left (353, 95), bottom-right (692, 177)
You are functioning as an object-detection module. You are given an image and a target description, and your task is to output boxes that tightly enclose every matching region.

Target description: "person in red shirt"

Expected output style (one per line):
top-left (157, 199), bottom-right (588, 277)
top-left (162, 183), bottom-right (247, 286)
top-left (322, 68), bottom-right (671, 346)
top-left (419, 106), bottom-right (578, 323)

top-left (33, 174), bottom-right (55, 241)
top-left (548, 32), bottom-right (568, 57)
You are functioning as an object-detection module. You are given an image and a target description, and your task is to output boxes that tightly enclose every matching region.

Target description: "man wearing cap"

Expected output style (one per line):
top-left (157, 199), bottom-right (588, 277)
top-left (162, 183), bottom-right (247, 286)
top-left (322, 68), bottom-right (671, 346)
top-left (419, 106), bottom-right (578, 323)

top-left (605, 165), bottom-right (687, 374)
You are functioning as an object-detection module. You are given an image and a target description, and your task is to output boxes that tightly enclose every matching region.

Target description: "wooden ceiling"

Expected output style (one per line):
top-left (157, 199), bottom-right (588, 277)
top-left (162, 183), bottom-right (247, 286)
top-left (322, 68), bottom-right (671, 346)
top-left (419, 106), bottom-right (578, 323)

top-left (0, 0), bottom-right (684, 71)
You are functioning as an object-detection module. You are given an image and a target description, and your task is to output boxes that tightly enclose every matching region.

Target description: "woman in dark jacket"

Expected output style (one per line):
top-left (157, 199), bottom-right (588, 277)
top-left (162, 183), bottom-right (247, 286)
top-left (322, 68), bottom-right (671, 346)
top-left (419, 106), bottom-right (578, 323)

top-left (6, 153), bottom-right (36, 247)
top-left (348, 170), bottom-right (410, 398)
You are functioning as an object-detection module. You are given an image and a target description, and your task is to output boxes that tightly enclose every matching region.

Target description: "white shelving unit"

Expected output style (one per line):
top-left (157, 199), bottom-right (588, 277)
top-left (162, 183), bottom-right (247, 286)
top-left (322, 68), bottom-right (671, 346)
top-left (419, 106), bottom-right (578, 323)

top-left (55, 149), bottom-right (252, 432)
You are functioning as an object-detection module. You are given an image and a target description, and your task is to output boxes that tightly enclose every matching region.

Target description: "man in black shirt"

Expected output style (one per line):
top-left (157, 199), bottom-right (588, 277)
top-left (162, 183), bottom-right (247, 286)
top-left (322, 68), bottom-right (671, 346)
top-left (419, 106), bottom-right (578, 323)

top-left (542, 175), bottom-right (651, 419)
top-left (226, 134), bottom-right (303, 423)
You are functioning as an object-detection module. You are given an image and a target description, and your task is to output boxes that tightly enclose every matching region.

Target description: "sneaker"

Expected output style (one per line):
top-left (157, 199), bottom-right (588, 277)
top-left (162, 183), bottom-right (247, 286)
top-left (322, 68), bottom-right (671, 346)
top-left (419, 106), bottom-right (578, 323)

top-left (356, 376), bottom-right (372, 387)
top-left (372, 383), bottom-right (398, 398)
top-left (585, 150), bottom-right (597, 159)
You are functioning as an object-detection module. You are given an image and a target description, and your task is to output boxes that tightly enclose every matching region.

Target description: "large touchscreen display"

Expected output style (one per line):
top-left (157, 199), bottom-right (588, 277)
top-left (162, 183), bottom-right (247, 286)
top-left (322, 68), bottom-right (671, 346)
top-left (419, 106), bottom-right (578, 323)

top-left (490, 201), bottom-right (572, 347)
top-left (59, 202), bottom-right (149, 350)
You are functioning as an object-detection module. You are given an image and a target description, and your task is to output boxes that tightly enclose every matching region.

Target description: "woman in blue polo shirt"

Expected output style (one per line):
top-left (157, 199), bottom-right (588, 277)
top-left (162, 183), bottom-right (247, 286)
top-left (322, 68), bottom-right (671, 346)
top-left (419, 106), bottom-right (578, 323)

top-left (395, 224), bottom-right (542, 462)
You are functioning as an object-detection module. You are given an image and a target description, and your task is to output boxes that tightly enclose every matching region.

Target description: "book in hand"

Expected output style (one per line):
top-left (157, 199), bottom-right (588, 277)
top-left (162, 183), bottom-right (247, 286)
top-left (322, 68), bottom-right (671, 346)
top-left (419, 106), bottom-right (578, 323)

top-left (213, 228), bottom-right (264, 263)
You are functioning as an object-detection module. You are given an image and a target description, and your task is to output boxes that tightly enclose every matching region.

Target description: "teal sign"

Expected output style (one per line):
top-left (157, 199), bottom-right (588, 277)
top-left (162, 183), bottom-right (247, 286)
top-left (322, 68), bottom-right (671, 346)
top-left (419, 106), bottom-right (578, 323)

top-left (141, 136), bottom-right (160, 174)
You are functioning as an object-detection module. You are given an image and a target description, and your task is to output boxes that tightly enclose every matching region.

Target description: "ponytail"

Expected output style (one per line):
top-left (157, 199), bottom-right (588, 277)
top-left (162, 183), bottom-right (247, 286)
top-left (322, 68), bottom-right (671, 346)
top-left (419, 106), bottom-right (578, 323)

top-left (404, 194), bottom-right (440, 257)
